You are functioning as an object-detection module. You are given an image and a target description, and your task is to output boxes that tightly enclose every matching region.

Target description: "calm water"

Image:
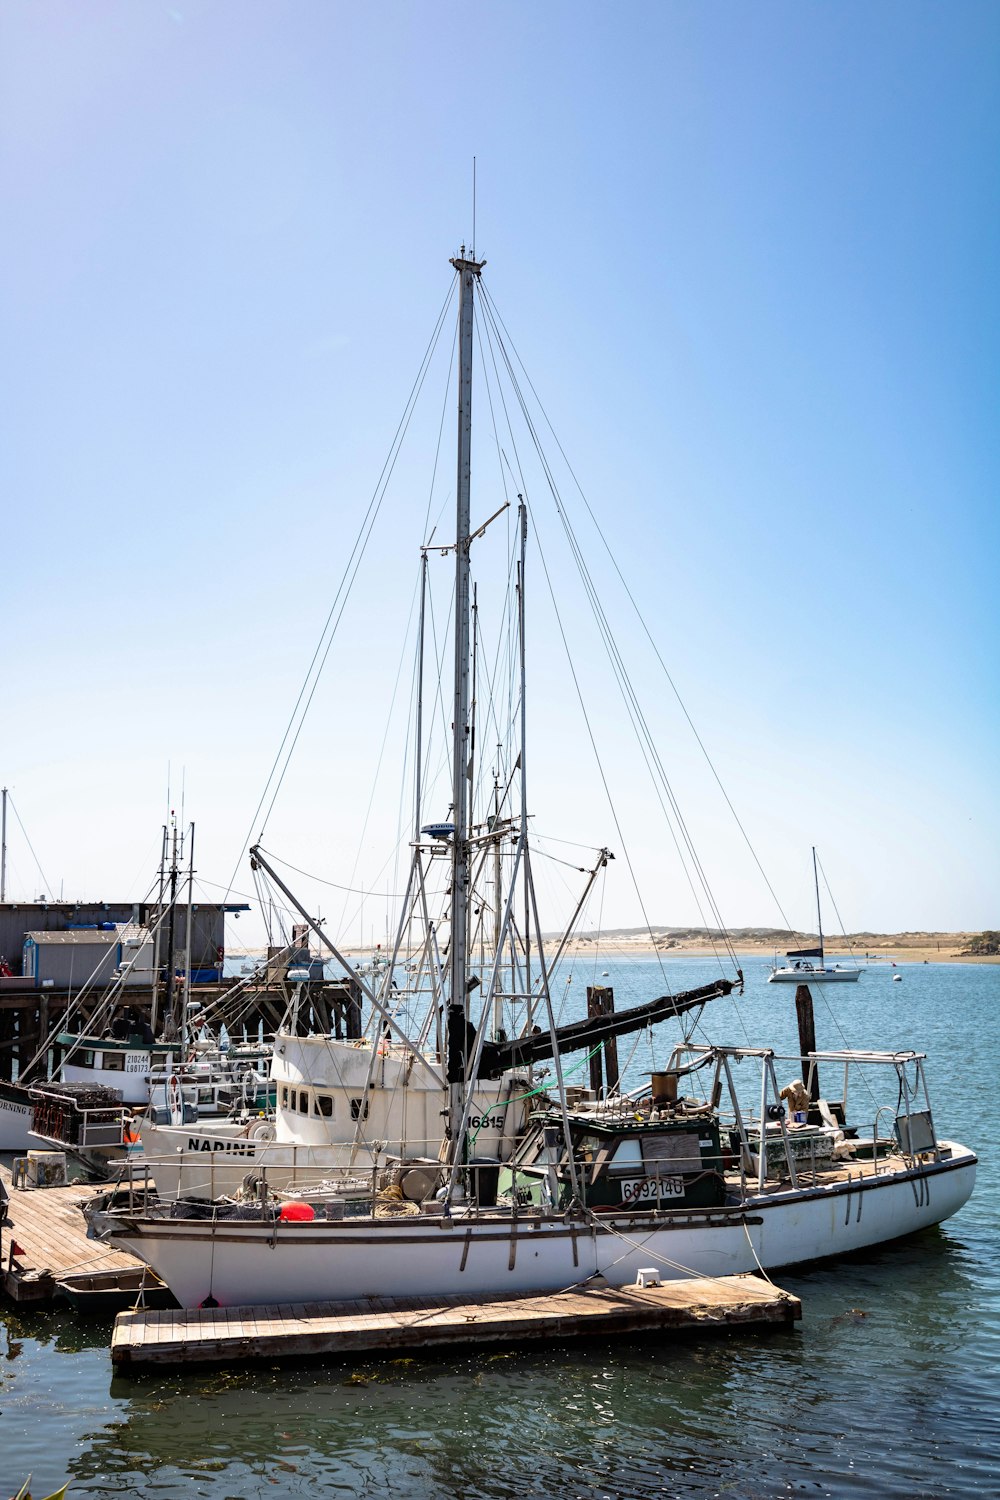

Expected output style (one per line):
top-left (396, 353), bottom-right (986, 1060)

top-left (4, 958), bottom-right (998, 1497)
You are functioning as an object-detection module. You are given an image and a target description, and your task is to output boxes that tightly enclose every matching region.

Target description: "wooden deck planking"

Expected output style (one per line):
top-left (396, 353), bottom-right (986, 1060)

top-left (1, 1162), bottom-right (146, 1303)
top-left (111, 1274), bottom-right (801, 1370)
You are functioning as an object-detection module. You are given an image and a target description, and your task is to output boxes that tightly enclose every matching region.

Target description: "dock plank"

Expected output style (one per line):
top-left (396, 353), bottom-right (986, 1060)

top-left (111, 1274), bottom-right (801, 1371)
top-left (1, 1162), bottom-right (148, 1303)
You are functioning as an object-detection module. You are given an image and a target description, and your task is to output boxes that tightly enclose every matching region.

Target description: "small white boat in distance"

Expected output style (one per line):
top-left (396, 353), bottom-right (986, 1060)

top-left (769, 848), bottom-right (863, 983)
top-left (769, 957), bottom-right (862, 984)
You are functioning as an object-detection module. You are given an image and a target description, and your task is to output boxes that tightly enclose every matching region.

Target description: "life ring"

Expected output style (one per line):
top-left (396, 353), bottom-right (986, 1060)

top-left (247, 1119), bottom-right (275, 1142)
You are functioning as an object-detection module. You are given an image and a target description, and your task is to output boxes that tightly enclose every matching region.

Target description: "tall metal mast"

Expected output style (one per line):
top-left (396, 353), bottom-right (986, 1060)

top-left (149, 823), bottom-right (168, 1036)
top-left (446, 248), bottom-right (484, 1152)
top-left (180, 822), bottom-right (196, 1053)
top-left (163, 817), bottom-right (180, 1037)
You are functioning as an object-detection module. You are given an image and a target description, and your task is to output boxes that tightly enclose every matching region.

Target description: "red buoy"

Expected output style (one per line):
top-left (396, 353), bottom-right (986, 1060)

top-left (278, 1200), bottom-right (315, 1222)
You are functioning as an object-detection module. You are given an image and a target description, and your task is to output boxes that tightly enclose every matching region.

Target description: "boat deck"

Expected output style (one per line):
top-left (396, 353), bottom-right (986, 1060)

top-left (727, 1146), bottom-right (919, 1198)
top-left (0, 1162), bottom-right (149, 1304)
top-left (111, 1273), bottom-right (801, 1370)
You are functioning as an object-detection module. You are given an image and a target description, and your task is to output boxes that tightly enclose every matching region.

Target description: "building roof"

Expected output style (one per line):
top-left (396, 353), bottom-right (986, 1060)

top-left (24, 926), bottom-right (151, 946)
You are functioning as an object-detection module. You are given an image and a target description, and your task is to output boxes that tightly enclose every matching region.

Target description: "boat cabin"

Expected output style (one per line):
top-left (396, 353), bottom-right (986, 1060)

top-left (498, 1108), bottom-right (726, 1212)
top-left (495, 1043), bottom-right (947, 1215)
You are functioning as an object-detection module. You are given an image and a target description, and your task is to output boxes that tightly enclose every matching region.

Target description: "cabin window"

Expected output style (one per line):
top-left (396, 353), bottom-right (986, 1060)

top-left (606, 1138), bottom-right (643, 1174)
top-left (103, 1052), bottom-right (124, 1072)
top-left (287, 1089), bottom-right (296, 1111)
top-left (298, 1090), bottom-right (310, 1114)
top-left (350, 1097), bottom-right (370, 1122)
top-left (314, 1094), bottom-right (334, 1119)
top-left (77, 1049), bottom-right (95, 1067)
top-left (280, 1086), bottom-right (289, 1108)
top-left (573, 1132), bottom-right (602, 1163)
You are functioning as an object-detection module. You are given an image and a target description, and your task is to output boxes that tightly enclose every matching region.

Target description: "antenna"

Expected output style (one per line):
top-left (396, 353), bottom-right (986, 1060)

top-left (472, 156), bottom-right (476, 258)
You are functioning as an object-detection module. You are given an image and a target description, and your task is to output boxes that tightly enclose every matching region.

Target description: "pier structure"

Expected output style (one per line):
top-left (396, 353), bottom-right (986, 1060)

top-left (0, 900), bottom-right (365, 1086)
top-left (0, 1161), bottom-right (147, 1304)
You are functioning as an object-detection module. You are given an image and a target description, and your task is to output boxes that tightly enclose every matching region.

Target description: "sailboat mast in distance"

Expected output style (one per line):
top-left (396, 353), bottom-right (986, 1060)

top-left (812, 845), bottom-right (824, 965)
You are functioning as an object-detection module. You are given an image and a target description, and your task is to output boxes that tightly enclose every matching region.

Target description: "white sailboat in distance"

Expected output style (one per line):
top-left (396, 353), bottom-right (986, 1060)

top-left (768, 848), bottom-right (863, 983)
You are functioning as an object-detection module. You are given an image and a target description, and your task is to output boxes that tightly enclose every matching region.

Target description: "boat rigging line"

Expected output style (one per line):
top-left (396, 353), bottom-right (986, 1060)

top-left (3, 791), bottom-right (56, 902)
top-left (475, 285), bottom-right (742, 981)
top-left (477, 281), bottom-right (794, 937)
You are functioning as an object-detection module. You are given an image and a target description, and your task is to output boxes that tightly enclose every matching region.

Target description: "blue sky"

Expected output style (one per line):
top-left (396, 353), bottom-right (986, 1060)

top-left (2, 2), bottom-right (997, 942)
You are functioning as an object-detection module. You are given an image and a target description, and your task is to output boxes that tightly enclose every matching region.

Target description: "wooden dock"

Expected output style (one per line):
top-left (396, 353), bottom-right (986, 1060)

top-left (111, 1274), bottom-right (801, 1370)
top-left (0, 1162), bottom-right (149, 1305)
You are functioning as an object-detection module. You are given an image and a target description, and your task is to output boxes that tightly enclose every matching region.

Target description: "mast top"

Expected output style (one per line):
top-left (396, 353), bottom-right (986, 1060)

top-left (451, 248), bottom-right (486, 275)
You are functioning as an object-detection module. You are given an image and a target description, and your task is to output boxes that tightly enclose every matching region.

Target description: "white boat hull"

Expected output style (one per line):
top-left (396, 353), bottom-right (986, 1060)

top-left (0, 1084), bottom-right (34, 1151)
top-left (768, 968), bottom-right (861, 983)
top-left (105, 1145), bottom-right (976, 1309)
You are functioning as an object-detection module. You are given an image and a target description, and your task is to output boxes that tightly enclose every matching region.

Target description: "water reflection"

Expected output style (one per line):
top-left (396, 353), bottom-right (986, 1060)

top-left (63, 1227), bottom-right (983, 1499)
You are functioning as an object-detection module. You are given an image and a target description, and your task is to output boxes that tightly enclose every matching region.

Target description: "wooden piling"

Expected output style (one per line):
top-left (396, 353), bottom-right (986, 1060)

top-left (586, 986), bottom-right (619, 1094)
top-left (795, 984), bottom-right (820, 1103)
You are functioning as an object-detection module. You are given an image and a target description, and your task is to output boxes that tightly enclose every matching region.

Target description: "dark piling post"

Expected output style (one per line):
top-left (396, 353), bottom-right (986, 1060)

top-left (586, 986), bottom-right (619, 1095)
top-left (795, 984), bottom-right (820, 1103)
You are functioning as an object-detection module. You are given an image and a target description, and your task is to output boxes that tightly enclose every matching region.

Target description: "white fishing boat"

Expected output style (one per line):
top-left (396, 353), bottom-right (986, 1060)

top-left (0, 1078), bottom-right (33, 1150)
top-left (768, 848), bottom-right (863, 983)
top-left (92, 1042), bottom-right (976, 1309)
top-left (92, 247), bottom-right (975, 1308)
top-left (137, 977), bottom-right (531, 1201)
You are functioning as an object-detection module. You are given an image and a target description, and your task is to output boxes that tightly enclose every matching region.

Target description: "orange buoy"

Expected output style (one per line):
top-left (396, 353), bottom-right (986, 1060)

top-left (278, 1201), bottom-right (315, 1222)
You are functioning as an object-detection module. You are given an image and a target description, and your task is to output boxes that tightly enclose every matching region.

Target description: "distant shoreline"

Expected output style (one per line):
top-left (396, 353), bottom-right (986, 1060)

top-left (553, 935), bottom-right (998, 964)
top-left (557, 944), bottom-right (997, 965)
top-left (244, 934), bottom-right (998, 966)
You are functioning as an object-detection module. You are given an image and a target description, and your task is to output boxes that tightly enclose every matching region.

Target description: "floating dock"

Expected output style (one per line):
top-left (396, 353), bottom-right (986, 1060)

top-left (0, 1162), bottom-right (150, 1305)
top-left (111, 1274), bottom-right (801, 1370)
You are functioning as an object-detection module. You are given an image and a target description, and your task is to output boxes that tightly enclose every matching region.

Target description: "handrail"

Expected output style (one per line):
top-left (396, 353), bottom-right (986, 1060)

top-left (872, 1106), bottom-right (897, 1174)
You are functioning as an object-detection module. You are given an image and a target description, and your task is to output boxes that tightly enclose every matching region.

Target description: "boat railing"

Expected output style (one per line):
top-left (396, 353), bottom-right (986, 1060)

top-left (110, 1155), bottom-right (156, 1214)
top-left (139, 1142), bottom-right (395, 1205)
top-left (670, 1042), bottom-right (944, 1188)
top-left (871, 1106), bottom-right (898, 1174)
